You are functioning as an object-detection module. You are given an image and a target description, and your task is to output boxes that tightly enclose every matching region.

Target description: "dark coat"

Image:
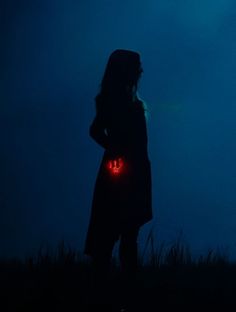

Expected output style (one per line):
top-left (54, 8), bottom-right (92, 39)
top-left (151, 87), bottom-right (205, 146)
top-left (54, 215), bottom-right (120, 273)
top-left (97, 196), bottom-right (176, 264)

top-left (84, 99), bottom-right (152, 257)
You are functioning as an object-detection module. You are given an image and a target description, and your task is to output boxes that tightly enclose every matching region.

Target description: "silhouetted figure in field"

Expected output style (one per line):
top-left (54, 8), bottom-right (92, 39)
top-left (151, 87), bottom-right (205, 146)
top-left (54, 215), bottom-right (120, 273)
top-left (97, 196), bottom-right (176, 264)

top-left (84, 49), bottom-right (152, 307)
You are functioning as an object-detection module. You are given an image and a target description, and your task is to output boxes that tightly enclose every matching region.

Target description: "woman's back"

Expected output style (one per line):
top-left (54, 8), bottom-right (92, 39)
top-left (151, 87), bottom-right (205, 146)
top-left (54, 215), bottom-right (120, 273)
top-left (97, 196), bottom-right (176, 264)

top-left (97, 95), bottom-right (148, 160)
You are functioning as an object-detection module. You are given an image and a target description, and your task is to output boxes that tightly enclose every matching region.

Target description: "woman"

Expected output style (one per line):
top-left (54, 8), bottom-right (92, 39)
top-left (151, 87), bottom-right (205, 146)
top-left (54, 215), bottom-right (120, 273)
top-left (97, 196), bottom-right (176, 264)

top-left (84, 49), bottom-right (152, 276)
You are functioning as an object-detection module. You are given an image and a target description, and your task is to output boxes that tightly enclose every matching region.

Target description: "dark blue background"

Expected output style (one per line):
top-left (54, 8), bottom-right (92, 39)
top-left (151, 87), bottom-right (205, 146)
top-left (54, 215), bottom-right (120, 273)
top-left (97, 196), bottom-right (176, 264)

top-left (1, 0), bottom-right (236, 260)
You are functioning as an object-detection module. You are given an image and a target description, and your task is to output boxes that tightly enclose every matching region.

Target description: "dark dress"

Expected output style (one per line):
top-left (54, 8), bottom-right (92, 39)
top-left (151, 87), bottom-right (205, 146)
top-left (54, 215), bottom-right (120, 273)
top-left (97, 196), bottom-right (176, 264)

top-left (84, 99), bottom-right (152, 257)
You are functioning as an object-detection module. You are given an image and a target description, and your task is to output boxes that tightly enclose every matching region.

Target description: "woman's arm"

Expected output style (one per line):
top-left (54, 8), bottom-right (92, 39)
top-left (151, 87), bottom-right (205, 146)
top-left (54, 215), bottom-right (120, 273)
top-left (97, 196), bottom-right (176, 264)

top-left (89, 112), bottom-right (110, 150)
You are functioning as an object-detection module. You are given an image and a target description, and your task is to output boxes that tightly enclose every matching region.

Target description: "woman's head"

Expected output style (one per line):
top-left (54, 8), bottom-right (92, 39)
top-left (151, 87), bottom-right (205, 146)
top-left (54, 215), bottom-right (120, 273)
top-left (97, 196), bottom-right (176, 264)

top-left (99, 49), bottom-right (143, 101)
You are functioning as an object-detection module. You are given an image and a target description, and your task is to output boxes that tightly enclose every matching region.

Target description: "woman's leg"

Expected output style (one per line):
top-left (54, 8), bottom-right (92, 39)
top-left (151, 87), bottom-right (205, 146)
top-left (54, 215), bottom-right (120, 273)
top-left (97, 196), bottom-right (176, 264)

top-left (118, 225), bottom-right (140, 309)
top-left (119, 225), bottom-right (140, 277)
top-left (89, 228), bottom-right (119, 305)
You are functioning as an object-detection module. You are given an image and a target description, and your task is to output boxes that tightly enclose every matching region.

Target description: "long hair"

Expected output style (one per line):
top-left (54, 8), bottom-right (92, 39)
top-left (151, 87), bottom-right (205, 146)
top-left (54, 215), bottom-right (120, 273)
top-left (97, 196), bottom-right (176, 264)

top-left (96, 49), bottom-right (144, 111)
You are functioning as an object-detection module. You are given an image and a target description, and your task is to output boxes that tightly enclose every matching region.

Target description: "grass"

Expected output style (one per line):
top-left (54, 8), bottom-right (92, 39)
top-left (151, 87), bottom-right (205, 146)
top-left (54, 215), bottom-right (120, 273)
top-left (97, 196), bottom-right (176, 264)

top-left (1, 240), bottom-right (236, 311)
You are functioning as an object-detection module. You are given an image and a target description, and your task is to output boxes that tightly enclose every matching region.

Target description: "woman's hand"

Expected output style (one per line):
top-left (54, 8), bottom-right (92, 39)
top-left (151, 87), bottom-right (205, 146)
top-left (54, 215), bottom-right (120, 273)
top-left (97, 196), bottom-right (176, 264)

top-left (107, 157), bottom-right (124, 176)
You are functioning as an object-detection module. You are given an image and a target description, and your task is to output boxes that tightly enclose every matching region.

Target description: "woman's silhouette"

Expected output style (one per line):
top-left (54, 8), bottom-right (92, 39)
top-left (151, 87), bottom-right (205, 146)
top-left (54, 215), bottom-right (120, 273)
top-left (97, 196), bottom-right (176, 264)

top-left (84, 49), bottom-right (152, 279)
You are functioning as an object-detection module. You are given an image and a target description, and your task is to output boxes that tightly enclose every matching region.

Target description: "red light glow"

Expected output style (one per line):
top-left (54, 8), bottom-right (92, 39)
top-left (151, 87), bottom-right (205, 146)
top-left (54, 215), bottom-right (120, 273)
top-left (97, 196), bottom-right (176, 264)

top-left (107, 158), bottom-right (124, 176)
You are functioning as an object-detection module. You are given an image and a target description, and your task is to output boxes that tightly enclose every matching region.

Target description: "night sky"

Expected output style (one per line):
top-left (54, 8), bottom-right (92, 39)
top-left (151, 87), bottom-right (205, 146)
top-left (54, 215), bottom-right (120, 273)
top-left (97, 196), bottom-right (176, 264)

top-left (1, 0), bottom-right (236, 260)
